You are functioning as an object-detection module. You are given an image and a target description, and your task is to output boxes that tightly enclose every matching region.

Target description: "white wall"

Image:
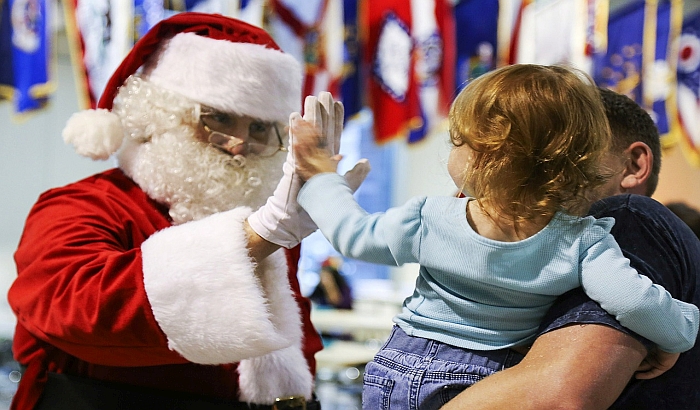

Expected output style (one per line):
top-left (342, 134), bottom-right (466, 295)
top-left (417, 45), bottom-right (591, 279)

top-left (388, 126), bottom-right (456, 297)
top-left (0, 29), bottom-right (111, 337)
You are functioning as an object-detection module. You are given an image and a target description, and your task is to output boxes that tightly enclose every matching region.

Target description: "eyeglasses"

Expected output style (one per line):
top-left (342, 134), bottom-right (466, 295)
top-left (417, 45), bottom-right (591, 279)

top-left (197, 105), bottom-right (287, 157)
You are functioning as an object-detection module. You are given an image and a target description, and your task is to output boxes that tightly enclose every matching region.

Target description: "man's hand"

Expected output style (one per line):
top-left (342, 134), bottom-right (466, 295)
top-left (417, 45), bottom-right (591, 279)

top-left (634, 348), bottom-right (680, 379)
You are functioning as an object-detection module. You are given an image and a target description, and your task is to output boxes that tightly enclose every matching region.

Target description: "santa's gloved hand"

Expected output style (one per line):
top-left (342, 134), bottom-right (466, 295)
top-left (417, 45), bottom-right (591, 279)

top-left (314, 92), bottom-right (371, 191)
top-left (248, 93), bottom-right (370, 249)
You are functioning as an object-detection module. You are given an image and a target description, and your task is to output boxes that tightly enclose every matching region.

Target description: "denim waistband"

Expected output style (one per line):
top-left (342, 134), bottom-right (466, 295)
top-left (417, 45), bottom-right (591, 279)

top-left (383, 326), bottom-right (525, 372)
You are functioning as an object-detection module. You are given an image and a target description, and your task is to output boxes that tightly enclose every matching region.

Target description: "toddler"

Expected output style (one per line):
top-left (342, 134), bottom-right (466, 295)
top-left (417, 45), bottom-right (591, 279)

top-left (293, 65), bottom-right (699, 410)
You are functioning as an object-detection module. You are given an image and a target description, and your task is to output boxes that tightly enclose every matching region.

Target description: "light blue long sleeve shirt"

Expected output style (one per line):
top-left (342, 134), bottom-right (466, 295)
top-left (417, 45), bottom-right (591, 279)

top-left (298, 173), bottom-right (699, 352)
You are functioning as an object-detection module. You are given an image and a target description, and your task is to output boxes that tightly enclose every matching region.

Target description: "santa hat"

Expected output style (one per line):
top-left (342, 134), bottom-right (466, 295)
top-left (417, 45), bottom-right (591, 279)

top-left (63, 12), bottom-right (302, 160)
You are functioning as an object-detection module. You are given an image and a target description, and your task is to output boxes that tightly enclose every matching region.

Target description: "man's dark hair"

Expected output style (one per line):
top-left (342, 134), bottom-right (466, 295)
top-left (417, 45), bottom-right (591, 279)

top-left (598, 87), bottom-right (662, 196)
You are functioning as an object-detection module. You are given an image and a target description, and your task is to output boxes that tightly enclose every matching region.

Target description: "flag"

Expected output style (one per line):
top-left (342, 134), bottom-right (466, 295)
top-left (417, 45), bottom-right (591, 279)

top-left (365, 0), bottom-right (421, 143)
top-left (134, 0), bottom-right (164, 40)
top-left (407, 0), bottom-right (455, 144)
top-left (592, 0), bottom-right (645, 105)
top-left (2, 0), bottom-right (54, 114)
top-left (0, 0), bottom-right (14, 101)
top-left (163, 0), bottom-right (232, 16)
top-left (267, 0), bottom-right (345, 101)
top-left (236, 0), bottom-right (266, 27)
top-left (62, 0), bottom-right (133, 108)
top-left (453, 0), bottom-right (499, 91)
top-left (510, 0), bottom-right (604, 74)
top-left (642, 0), bottom-right (682, 146)
top-left (592, 0), bottom-right (681, 145)
top-left (677, 10), bottom-right (700, 167)
top-left (496, 0), bottom-right (522, 66)
top-left (586, 0), bottom-right (610, 74)
top-left (339, 0), bottom-right (363, 119)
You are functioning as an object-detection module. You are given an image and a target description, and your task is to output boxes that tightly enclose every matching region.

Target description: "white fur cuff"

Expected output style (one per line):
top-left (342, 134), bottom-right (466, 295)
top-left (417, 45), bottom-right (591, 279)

top-left (141, 207), bottom-right (299, 364)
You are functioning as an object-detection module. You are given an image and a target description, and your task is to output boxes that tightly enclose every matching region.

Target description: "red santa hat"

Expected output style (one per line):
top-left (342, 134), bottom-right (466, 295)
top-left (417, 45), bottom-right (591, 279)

top-left (63, 12), bottom-right (302, 160)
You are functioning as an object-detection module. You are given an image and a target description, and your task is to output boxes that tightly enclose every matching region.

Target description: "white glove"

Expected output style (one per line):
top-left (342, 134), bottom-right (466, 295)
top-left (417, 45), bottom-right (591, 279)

top-left (308, 92), bottom-right (371, 192)
top-left (248, 93), bottom-right (371, 249)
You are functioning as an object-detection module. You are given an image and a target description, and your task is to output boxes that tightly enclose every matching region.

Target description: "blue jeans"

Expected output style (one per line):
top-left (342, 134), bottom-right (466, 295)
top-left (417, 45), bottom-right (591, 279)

top-left (362, 326), bottom-right (524, 410)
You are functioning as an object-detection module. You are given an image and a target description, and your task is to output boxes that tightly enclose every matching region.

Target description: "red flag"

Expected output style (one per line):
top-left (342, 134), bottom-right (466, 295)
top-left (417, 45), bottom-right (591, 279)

top-left (365, 0), bottom-right (421, 143)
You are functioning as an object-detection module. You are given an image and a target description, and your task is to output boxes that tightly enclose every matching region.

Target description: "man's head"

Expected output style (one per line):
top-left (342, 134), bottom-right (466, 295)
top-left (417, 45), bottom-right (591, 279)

top-left (62, 13), bottom-right (303, 223)
top-left (597, 87), bottom-right (662, 198)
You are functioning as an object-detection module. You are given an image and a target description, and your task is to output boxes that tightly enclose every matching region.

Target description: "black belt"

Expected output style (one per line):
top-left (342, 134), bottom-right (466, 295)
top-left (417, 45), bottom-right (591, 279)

top-left (36, 372), bottom-right (320, 410)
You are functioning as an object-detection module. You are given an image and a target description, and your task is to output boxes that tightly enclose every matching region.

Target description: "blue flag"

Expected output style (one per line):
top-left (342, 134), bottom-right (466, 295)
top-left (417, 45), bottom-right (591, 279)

top-left (341, 0), bottom-right (363, 120)
top-left (6, 0), bottom-right (53, 114)
top-left (0, 0), bottom-right (14, 100)
top-left (593, 0), bottom-right (645, 104)
top-left (134, 0), bottom-right (164, 41)
top-left (453, 0), bottom-right (499, 92)
top-left (593, 0), bottom-right (680, 142)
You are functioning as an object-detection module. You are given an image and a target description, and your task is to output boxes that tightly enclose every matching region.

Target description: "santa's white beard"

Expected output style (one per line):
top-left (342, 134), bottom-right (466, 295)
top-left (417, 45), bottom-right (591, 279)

top-left (117, 126), bottom-right (284, 225)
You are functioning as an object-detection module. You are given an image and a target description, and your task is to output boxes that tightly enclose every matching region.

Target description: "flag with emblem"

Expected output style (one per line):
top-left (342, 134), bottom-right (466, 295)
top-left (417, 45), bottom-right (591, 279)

top-left (592, 0), bottom-right (645, 106)
top-left (677, 10), bottom-right (700, 167)
top-left (593, 0), bottom-right (680, 145)
top-left (163, 0), bottom-right (233, 16)
top-left (267, 0), bottom-right (344, 101)
top-left (407, 0), bottom-right (454, 144)
top-left (0, 0), bottom-right (13, 101)
top-left (134, 0), bottom-right (164, 40)
top-left (642, 0), bottom-right (682, 146)
top-left (340, 0), bottom-right (363, 119)
top-left (454, 0), bottom-right (499, 92)
top-left (235, 0), bottom-right (266, 26)
top-left (3, 0), bottom-right (54, 114)
top-left (62, 0), bottom-right (133, 108)
top-left (510, 0), bottom-right (604, 74)
top-left (365, 0), bottom-right (421, 143)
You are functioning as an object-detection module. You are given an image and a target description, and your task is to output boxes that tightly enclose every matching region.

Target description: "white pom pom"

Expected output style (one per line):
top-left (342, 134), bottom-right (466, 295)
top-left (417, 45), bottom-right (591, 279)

top-left (62, 109), bottom-right (124, 160)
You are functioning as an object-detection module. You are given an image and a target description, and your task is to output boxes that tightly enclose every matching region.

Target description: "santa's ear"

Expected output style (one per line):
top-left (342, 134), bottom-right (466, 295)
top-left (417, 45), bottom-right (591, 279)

top-left (620, 141), bottom-right (653, 193)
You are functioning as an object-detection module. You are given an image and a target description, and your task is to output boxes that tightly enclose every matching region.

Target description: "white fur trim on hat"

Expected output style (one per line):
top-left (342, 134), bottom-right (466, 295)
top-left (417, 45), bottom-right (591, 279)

top-left (62, 109), bottom-right (124, 160)
top-left (143, 32), bottom-right (302, 124)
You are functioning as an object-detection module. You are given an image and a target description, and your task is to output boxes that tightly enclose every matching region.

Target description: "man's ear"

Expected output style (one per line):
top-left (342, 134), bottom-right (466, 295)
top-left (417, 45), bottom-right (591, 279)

top-left (620, 141), bottom-right (653, 194)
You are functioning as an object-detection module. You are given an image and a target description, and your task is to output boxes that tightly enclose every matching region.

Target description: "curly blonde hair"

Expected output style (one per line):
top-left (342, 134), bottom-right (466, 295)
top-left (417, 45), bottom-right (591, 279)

top-left (449, 64), bottom-right (611, 223)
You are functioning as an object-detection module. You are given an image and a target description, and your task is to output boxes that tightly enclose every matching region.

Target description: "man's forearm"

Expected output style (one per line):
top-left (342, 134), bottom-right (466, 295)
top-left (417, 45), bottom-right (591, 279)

top-left (442, 324), bottom-right (647, 410)
top-left (245, 219), bottom-right (282, 262)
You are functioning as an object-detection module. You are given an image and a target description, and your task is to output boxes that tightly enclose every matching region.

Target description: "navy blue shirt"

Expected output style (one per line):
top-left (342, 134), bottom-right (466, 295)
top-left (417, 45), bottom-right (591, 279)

top-left (539, 194), bottom-right (700, 409)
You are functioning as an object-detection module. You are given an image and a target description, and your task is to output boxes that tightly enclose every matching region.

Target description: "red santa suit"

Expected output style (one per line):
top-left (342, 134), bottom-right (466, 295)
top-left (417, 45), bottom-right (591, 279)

top-left (8, 13), bottom-right (323, 410)
top-left (10, 169), bottom-right (323, 409)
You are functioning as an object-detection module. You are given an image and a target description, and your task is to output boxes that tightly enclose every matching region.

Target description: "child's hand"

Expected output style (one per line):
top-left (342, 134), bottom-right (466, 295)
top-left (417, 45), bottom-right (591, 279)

top-left (634, 348), bottom-right (680, 379)
top-left (291, 114), bottom-right (341, 181)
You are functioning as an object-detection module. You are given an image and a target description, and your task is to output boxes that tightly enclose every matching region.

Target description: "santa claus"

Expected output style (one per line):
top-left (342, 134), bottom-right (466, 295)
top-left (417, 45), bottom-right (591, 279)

top-left (8, 12), bottom-right (368, 410)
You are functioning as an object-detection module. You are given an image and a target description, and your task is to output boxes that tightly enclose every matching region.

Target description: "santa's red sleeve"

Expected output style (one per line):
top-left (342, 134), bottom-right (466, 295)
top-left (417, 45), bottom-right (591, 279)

top-left (9, 170), bottom-right (317, 404)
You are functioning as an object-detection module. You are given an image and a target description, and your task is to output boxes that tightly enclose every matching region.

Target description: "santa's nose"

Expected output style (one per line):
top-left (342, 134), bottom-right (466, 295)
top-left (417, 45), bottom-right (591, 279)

top-left (208, 132), bottom-right (250, 156)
